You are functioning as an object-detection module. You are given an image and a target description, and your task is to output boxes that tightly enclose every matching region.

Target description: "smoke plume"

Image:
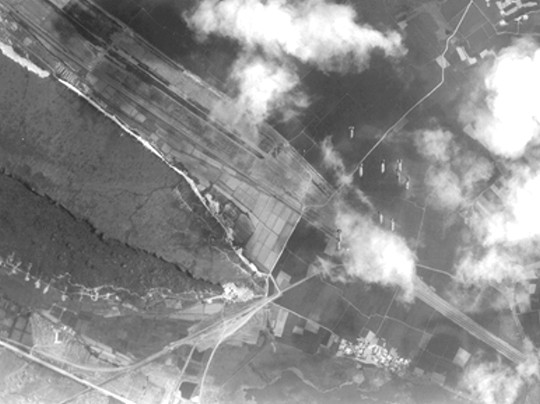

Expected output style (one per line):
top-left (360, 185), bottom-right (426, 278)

top-left (185, 0), bottom-right (406, 123)
top-left (228, 55), bottom-right (307, 122)
top-left (460, 38), bottom-right (540, 159)
top-left (413, 127), bottom-right (494, 211)
top-left (319, 204), bottom-right (416, 302)
top-left (320, 136), bottom-right (353, 186)
top-left (456, 162), bottom-right (540, 291)
top-left (444, 282), bottom-right (524, 315)
top-left (413, 126), bottom-right (455, 163)
top-left (453, 39), bottom-right (540, 300)
top-left (462, 360), bottom-right (525, 404)
top-left (461, 345), bottom-right (539, 404)
top-left (474, 165), bottom-right (540, 246)
top-left (455, 246), bottom-right (528, 287)
top-left (186, 0), bottom-right (405, 72)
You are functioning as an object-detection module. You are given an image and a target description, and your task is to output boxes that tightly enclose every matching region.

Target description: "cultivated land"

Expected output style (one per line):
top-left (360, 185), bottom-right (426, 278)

top-left (0, 0), bottom-right (538, 403)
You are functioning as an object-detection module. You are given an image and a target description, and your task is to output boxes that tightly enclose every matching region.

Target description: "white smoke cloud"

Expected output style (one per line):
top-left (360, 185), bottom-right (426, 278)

top-left (229, 55), bottom-right (307, 122)
top-left (185, 0), bottom-right (406, 122)
top-left (413, 126), bottom-right (455, 163)
top-left (321, 204), bottom-right (416, 302)
top-left (462, 360), bottom-right (525, 404)
top-left (444, 282), bottom-right (523, 315)
top-left (455, 246), bottom-right (528, 287)
top-left (475, 165), bottom-right (540, 246)
top-left (460, 38), bottom-right (540, 159)
top-left (461, 345), bottom-right (539, 404)
top-left (424, 167), bottom-right (464, 210)
top-left (448, 40), bottom-right (540, 295)
top-left (454, 162), bottom-right (540, 295)
top-left (186, 0), bottom-right (405, 72)
top-left (320, 136), bottom-right (353, 186)
top-left (413, 127), bottom-right (494, 211)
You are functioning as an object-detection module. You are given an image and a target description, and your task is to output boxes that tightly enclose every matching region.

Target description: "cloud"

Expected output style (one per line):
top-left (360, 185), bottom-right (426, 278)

top-left (444, 282), bottom-right (520, 315)
top-left (228, 54), bottom-right (307, 122)
top-left (319, 203), bottom-right (416, 302)
top-left (413, 126), bottom-right (455, 163)
top-left (473, 165), bottom-right (540, 246)
top-left (460, 38), bottom-right (540, 159)
top-left (463, 154), bottom-right (495, 193)
top-left (448, 40), bottom-right (540, 294)
top-left (186, 0), bottom-right (405, 72)
top-left (320, 136), bottom-right (353, 186)
top-left (185, 0), bottom-right (406, 122)
top-left (454, 246), bottom-right (528, 287)
top-left (424, 167), bottom-right (464, 210)
top-left (453, 162), bottom-right (540, 295)
top-left (461, 346), bottom-right (539, 404)
top-left (462, 360), bottom-right (525, 404)
top-left (413, 127), bottom-right (494, 211)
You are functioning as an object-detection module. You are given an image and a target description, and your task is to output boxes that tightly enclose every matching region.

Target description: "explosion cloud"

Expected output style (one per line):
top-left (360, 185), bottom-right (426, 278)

top-left (413, 127), bottom-right (494, 211)
top-left (319, 204), bottom-right (416, 302)
top-left (228, 55), bottom-right (306, 122)
top-left (320, 136), bottom-right (353, 187)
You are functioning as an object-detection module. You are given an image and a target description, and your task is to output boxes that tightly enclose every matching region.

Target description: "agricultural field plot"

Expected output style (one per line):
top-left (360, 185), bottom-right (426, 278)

top-left (378, 316), bottom-right (426, 359)
top-left (271, 219), bottom-right (327, 284)
top-left (276, 311), bottom-right (333, 354)
top-left (3, 0), bottom-right (539, 402)
top-left (333, 304), bottom-right (370, 340)
top-left (440, 0), bottom-right (471, 24)
top-left (276, 277), bottom-right (349, 331)
top-left (519, 311), bottom-right (540, 346)
top-left (340, 282), bottom-right (396, 319)
top-left (455, 3), bottom-right (488, 38)
top-left (404, 11), bottom-right (444, 65)
top-left (387, 298), bottom-right (436, 332)
top-left (416, 211), bottom-right (464, 276)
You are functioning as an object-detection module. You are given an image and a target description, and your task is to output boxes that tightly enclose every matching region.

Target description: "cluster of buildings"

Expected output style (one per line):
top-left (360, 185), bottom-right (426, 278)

top-left (336, 331), bottom-right (411, 375)
top-left (495, 0), bottom-right (540, 21)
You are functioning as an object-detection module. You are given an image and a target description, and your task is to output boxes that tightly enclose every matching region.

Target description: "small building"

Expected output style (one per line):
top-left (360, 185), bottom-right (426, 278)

top-left (430, 372), bottom-right (447, 384)
top-left (453, 347), bottom-right (472, 368)
top-left (456, 46), bottom-right (478, 65)
top-left (305, 319), bottom-right (320, 334)
top-left (272, 308), bottom-right (289, 338)
top-left (275, 271), bottom-right (291, 289)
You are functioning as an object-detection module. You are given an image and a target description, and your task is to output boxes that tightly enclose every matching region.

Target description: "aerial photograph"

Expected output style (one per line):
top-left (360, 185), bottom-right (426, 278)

top-left (1, 0), bottom-right (540, 403)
